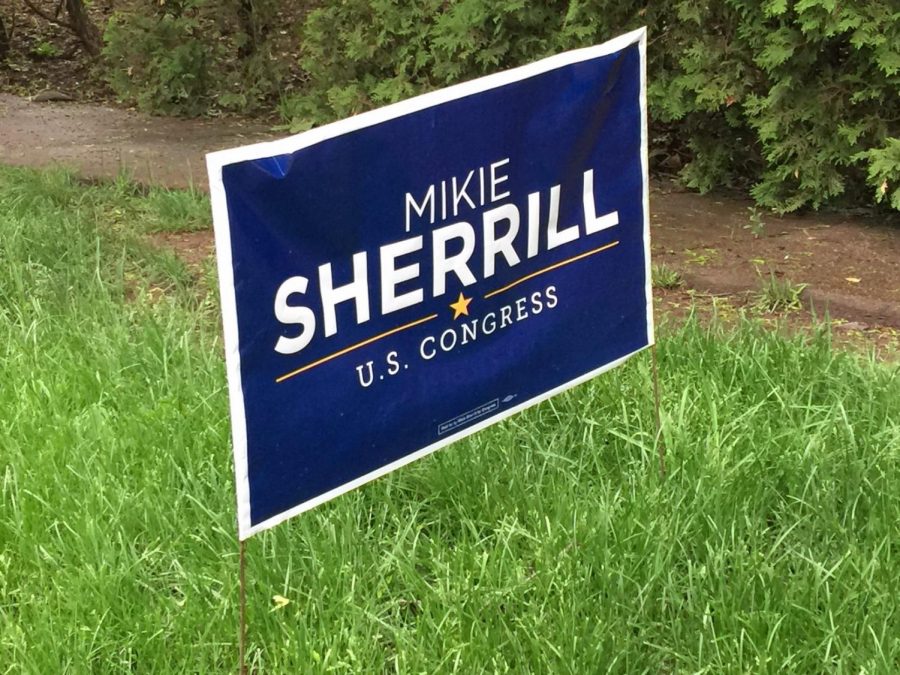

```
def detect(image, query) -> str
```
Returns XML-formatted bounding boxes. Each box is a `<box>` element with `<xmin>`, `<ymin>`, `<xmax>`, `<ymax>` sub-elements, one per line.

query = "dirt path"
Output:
<box><xmin>0</xmin><ymin>94</ymin><xmax>271</xmax><ymax>189</ymax></box>
<box><xmin>2</xmin><ymin>94</ymin><xmax>898</xmax><ymax>330</ymax></box>
<box><xmin>650</xmin><ymin>183</ymin><xmax>900</xmax><ymax>328</ymax></box>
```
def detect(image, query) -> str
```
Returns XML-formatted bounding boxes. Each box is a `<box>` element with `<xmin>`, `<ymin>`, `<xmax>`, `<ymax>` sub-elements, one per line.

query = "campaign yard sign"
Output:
<box><xmin>208</xmin><ymin>28</ymin><xmax>653</xmax><ymax>539</ymax></box>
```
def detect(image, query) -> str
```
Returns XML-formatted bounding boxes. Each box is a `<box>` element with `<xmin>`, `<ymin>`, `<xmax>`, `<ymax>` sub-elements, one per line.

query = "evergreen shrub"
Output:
<box><xmin>290</xmin><ymin>0</ymin><xmax>899</xmax><ymax>213</ymax></box>
<box><xmin>102</xmin><ymin>0</ymin><xmax>283</xmax><ymax>116</ymax></box>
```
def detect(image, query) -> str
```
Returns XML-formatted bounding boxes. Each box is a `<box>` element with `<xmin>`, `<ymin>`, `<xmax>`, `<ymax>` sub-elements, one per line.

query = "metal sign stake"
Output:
<box><xmin>239</xmin><ymin>539</ymin><xmax>247</xmax><ymax>675</ymax></box>
<box><xmin>650</xmin><ymin>343</ymin><xmax>666</xmax><ymax>480</ymax></box>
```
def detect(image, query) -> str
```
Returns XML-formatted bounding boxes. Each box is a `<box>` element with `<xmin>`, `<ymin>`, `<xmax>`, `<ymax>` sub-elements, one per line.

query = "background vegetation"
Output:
<box><xmin>1</xmin><ymin>166</ymin><xmax>899</xmax><ymax>671</ymax></box>
<box><xmin>3</xmin><ymin>1</ymin><xmax>897</xmax><ymax>213</ymax></box>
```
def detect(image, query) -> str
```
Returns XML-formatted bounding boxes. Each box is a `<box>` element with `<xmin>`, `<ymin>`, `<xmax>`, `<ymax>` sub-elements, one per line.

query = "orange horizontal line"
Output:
<box><xmin>484</xmin><ymin>240</ymin><xmax>620</xmax><ymax>299</ymax></box>
<box><xmin>276</xmin><ymin>313</ymin><xmax>438</xmax><ymax>383</ymax></box>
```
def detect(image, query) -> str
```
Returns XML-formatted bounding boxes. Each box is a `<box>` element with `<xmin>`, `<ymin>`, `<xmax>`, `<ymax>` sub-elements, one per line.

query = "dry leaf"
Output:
<box><xmin>845</xmin><ymin>277</ymin><xmax>861</xmax><ymax>284</ymax></box>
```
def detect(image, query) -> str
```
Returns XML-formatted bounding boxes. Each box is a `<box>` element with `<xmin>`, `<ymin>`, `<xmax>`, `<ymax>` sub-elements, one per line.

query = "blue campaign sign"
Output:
<box><xmin>208</xmin><ymin>28</ymin><xmax>653</xmax><ymax>539</ymax></box>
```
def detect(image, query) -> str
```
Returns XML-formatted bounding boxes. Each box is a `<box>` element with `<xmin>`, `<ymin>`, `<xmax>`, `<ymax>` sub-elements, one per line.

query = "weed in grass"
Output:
<box><xmin>754</xmin><ymin>272</ymin><xmax>808</xmax><ymax>313</ymax></box>
<box><xmin>652</xmin><ymin>263</ymin><xmax>683</xmax><ymax>289</ymax></box>
<box><xmin>32</xmin><ymin>41</ymin><xmax>61</xmax><ymax>58</ymax></box>
<box><xmin>684</xmin><ymin>247</ymin><xmax>718</xmax><ymax>265</ymax></box>
<box><xmin>744</xmin><ymin>205</ymin><xmax>766</xmax><ymax>238</ymax></box>
<box><xmin>1</xmin><ymin>166</ymin><xmax>899</xmax><ymax>672</ymax></box>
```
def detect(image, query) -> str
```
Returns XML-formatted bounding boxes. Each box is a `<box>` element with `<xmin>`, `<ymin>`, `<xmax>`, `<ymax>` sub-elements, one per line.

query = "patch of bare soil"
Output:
<box><xmin>650</xmin><ymin>181</ymin><xmax>900</xmax><ymax>328</ymax></box>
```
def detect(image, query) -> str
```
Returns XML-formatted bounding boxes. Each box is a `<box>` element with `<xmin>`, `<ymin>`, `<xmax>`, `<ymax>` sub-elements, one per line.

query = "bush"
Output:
<box><xmin>287</xmin><ymin>1</ymin><xmax>651</xmax><ymax>128</ymax></box>
<box><xmin>102</xmin><ymin>0</ymin><xmax>284</xmax><ymax>116</ymax></box>
<box><xmin>103</xmin><ymin>12</ymin><xmax>215</xmax><ymax>116</ymax></box>
<box><xmin>653</xmin><ymin>1</ymin><xmax>900</xmax><ymax>213</ymax></box>
<box><xmin>288</xmin><ymin>0</ymin><xmax>899</xmax><ymax>214</ymax></box>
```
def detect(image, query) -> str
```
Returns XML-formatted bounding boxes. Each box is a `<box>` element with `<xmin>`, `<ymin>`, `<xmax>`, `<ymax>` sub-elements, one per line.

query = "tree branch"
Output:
<box><xmin>22</xmin><ymin>0</ymin><xmax>102</xmax><ymax>57</ymax></box>
<box><xmin>0</xmin><ymin>13</ymin><xmax>9</xmax><ymax>60</ymax></box>
<box><xmin>22</xmin><ymin>0</ymin><xmax>76</xmax><ymax>31</ymax></box>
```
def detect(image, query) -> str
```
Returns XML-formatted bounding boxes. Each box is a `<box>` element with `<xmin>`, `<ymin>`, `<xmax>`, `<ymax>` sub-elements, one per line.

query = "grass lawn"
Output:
<box><xmin>1</xmin><ymin>167</ymin><xmax>898</xmax><ymax>673</ymax></box>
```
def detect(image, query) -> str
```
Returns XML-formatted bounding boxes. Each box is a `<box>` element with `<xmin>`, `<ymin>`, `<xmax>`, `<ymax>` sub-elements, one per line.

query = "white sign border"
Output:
<box><xmin>207</xmin><ymin>27</ymin><xmax>653</xmax><ymax>540</ymax></box>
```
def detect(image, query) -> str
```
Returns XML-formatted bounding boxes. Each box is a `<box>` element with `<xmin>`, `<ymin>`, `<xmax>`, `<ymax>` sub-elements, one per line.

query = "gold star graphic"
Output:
<box><xmin>449</xmin><ymin>292</ymin><xmax>472</xmax><ymax>320</ymax></box>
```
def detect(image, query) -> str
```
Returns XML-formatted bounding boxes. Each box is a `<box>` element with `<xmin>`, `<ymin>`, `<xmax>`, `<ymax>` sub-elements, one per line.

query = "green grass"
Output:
<box><xmin>1</xmin><ymin>166</ymin><xmax>899</xmax><ymax>673</ymax></box>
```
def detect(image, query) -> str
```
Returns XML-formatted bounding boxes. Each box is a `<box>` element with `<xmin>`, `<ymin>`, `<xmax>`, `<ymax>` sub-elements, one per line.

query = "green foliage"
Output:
<box><xmin>649</xmin><ymin>1</ymin><xmax>900</xmax><ymax>213</ymax></box>
<box><xmin>31</xmin><ymin>40</ymin><xmax>60</xmax><ymax>58</ymax></box>
<box><xmin>856</xmin><ymin>137</ymin><xmax>900</xmax><ymax>210</ymax></box>
<box><xmin>745</xmin><ymin>205</ymin><xmax>766</xmax><ymax>238</ymax></box>
<box><xmin>103</xmin><ymin>11</ymin><xmax>215</xmax><ymax>116</ymax></box>
<box><xmin>102</xmin><ymin>0</ymin><xmax>284</xmax><ymax>116</ymax></box>
<box><xmin>288</xmin><ymin>0</ymin><xmax>899</xmax><ymax>214</ymax></box>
